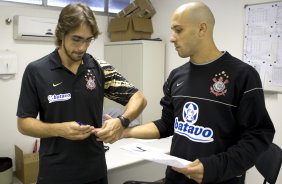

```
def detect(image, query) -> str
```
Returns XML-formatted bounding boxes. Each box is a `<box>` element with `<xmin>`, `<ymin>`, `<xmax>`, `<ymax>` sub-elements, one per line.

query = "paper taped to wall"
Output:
<box><xmin>120</xmin><ymin>143</ymin><xmax>191</xmax><ymax>168</ymax></box>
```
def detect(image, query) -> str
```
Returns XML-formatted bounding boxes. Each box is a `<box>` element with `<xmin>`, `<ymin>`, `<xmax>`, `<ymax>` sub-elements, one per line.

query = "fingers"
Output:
<box><xmin>76</xmin><ymin>124</ymin><xmax>96</xmax><ymax>138</ymax></box>
<box><xmin>94</xmin><ymin>118</ymin><xmax>124</xmax><ymax>144</ymax></box>
<box><xmin>172</xmin><ymin>159</ymin><xmax>204</xmax><ymax>183</ymax></box>
<box><xmin>75</xmin><ymin>124</ymin><xmax>94</xmax><ymax>132</ymax></box>
<box><xmin>94</xmin><ymin>127</ymin><xmax>119</xmax><ymax>144</ymax></box>
<box><xmin>61</xmin><ymin>122</ymin><xmax>95</xmax><ymax>140</ymax></box>
<box><xmin>189</xmin><ymin>159</ymin><xmax>201</xmax><ymax>166</ymax></box>
<box><xmin>103</xmin><ymin>114</ymin><xmax>112</xmax><ymax>121</ymax></box>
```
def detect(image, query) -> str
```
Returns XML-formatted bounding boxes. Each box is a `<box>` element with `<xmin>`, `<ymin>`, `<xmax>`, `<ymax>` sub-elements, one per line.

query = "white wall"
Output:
<box><xmin>150</xmin><ymin>0</ymin><xmax>282</xmax><ymax>183</ymax></box>
<box><xmin>0</xmin><ymin>1</ymin><xmax>109</xmax><ymax>166</ymax></box>
<box><xmin>0</xmin><ymin>0</ymin><xmax>281</xmax><ymax>184</ymax></box>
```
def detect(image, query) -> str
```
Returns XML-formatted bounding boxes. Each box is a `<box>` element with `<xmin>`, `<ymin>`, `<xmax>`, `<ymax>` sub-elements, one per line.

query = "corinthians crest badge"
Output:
<box><xmin>210</xmin><ymin>71</ymin><xmax>229</xmax><ymax>96</ymax></box>
<box><xmin>85</xmin><ymin>70</ymin><xmax>96</xmax><ymax>90</ymax></box>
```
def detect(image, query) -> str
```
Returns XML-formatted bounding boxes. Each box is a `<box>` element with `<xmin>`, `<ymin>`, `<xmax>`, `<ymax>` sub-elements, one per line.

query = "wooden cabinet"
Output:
<box><xmin>104</xmin><ymin>40</ymin><xmax>165</xmax><ymax>123</ymax></box>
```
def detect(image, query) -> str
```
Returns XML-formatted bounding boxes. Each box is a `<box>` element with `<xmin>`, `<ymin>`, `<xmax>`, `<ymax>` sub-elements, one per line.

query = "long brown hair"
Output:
<box><xmin>55</xmin><ymin>3</ymin><xmax>101</xmax><ymax>46</ymax></box>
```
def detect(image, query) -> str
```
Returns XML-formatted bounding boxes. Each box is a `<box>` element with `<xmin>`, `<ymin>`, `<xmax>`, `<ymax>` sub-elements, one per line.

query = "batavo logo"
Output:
<box><xmin>48</xmin><ymin>93</ymin><xmax>71</xmax><ymax>103</ymax></box>
<box><xmin>174</xmin><ymin>102</ymin><xmax>214</xmax><ymax>143</ymax></box>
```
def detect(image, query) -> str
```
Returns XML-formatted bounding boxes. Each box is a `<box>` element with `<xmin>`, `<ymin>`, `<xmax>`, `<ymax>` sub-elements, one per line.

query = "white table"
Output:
<box><xmin>106</xmin><ymin>137</ymin><xmax>172</xmax><ymax>184</ymax></box>
<box><xmin>13</xmin><ymin>137</ymin><xmax>172</xmax><ymax>184</ymax></box>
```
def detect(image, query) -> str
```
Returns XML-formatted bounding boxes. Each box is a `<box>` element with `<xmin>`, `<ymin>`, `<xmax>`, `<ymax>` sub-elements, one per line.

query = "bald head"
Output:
<box><xmin>174</xmin><ymin>2</ymin><xmax>215</xmax><ymax>31</ymax></box>
<box><xmin>170</xmin><ymin>2</ymin><xmax>220</xmax><ymax>62</ymax></box>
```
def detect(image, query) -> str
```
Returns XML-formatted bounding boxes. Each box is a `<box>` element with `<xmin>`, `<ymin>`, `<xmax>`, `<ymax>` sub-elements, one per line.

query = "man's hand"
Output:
<box><xmin>172</xmin><ymin>159</ymin><xmax>204</xmax><ymax>183</ymax></box>
<box><xmin>94</xmin><ymin>114</ymin><xmax>124</xmax><ymax>144</ymax></box>
<box><xmin>59</xmin><ymin>121</ymin><xmax>95</xmax><ymax>140</ymax></box>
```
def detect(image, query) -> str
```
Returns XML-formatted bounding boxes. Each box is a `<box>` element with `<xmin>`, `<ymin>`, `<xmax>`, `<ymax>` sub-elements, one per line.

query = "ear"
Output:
<box><xmin>198</xmin><ymin>22</ymin><xmax>207</xmax><ymax>37</ymax></box>
<box><xmin>60</xmin><ymin>33</ymin><xmax>65</xmax><ymax>46</ymax></box>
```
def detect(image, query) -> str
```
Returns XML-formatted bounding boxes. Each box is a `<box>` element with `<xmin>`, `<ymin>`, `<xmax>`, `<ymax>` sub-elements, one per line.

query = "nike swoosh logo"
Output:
<box><xmin>176</xmin><ymin>81</ymin><xmax>184</xmax><ymax>87</ymax></box>
<box><xmin>52</xmin><ymin>82</ymin><xmax>62</xmax><ymax>87</ymax></box>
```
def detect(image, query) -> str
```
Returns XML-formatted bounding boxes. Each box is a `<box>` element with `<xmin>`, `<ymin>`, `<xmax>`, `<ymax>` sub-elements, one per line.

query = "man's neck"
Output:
<box><xmin>191</xmin><ymin>48</ymin><xmax>222</xmax><ymax>65</ymax></box>
<box><xmin>58</xmin><ymin>48</ymin><xmax>82</xmax><ymax>74</ymax></box>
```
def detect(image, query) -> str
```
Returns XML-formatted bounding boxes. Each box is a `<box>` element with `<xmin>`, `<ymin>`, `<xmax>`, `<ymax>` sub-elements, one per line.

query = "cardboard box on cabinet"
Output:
<box><xmin>117</xmin><ymin>0</ymin><xmax>156</xmax><ymax>18</ymax></box>
<box><xmin>108</xmin><ymin>0</ymin><xmax>155</xmax><ymax>41</ymax></box>
<box><xmin>108</xmin><ymin>16</ymin><xmax>153</xmax><ymax>42</ymax></box>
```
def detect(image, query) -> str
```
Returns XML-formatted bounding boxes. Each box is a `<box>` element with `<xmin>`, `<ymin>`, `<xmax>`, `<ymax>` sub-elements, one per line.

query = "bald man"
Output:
<box><xmin>107</xmin><ymin>2</ymin><xmax>275</xmax><ymax>184</ymax></box>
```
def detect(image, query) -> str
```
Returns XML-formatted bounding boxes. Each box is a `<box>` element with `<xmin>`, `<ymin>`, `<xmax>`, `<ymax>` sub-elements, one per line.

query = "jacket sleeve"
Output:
<box><xmin>17</xmin><ymin>63</ymin><xmax>40</xmax><ymax>118</ymax></box>
<box><xmin>154</xmin><ymin>72</ymin><xmax>175</xmax><ymax>138</ymax></box>
<box><xmin>97</xmin><ymin>59</ymin><xmax>138</xmax><ymax>106</ymax></box>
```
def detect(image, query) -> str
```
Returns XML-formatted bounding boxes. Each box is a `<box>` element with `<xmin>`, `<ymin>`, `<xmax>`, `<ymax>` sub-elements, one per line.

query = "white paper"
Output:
<box><xmin>243</xmin><ymin>2</ymin><xmax>282</xmax><ymax>90</ymax></box>
<box><xmin>120</xmin><ymin>143</ymin><xmax>191</xmax><ymax>168</ymax></box>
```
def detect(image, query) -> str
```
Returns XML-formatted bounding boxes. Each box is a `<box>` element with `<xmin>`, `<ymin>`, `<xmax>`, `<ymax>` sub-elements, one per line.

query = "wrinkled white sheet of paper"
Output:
<box><xmin>120</xmin><ymin>143</ymin><xmax>191</xmax><ymax>168</ymax></box>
